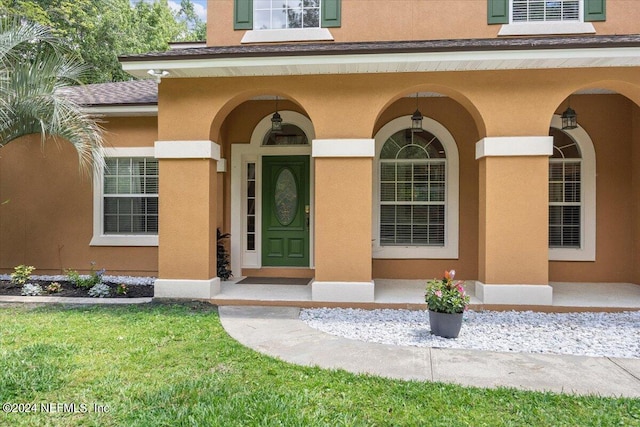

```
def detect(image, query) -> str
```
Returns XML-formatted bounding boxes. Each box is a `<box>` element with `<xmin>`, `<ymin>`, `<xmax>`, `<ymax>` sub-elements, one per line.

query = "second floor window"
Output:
<box><xmin>255</xmin><ymin>0</ymin><xmax>320</xmax><ymax>30</ymax></box>
<box><xmin>513</xmin><ymin>0</ymin><xmax>581</xmax><ymax>22</ymax></box>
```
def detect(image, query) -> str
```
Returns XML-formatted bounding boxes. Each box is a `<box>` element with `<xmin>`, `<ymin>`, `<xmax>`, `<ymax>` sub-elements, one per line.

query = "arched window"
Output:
<box><xmin>549</xmin><ymin>128</ymin><xmax>581</xmax><ymax>248</ymax></box>
<box><xmin>548</xmin><ymin>115</ymin><xmax>596</xmax><ymax>261</ymax></box>
<box><xmin>262</xmin><ymin>124</ymin><xmax>309</xmax><ymax>146</ymax></box>
<box><xmin>373</xmin><ymin>116</ymin><xmax>459</xmax><ymax>259</ymax></box>
<box><xmin>379</xmin><ymin>129</ymin><xmax>446</xmax><ymax>246</ymax></box>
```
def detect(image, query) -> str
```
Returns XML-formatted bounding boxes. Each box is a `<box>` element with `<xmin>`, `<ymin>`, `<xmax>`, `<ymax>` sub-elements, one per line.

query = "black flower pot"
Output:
<box><xmin>428</xmin><ymin>310</ymin><xmax>463</xmax><ymax>338</ymax></box>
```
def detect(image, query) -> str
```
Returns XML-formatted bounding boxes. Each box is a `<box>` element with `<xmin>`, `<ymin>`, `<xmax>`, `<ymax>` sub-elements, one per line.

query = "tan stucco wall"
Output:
<box><xmin>7</xmin><ymin>69</ymin><xmax>640</xmax><ymax>286</ymax></box>
<box><xmin>634</xmin><ymin>105</ymin><xmax>640</xmax><ymax>284</ymax></box>
<box><xmin>0</xmin><ymin>117</ymin><xmax>158</xmax><ymax>276</ymax></box>
<box><xmin>314</xmin><ymin>157</ymin><xmax>372</xmax><ymax>282</ymax></box>
<box><xmin>159</xmin><ymin>68</ymin><xmax>640</xmax><ymax>144</ymax></box>
<box><xmin>208</xmin><ymin>0</ymin><xmax>640</xmax><ymax>47</ymax></box>
<box><xmin>549</xmin><ymin>95</ymin><xmax>636</xmax><ymax>283</ymax></box>
<box><xmin>158</xmin><ymin>158</ymin><xmax>217</xmax><ymax>280</ymax></box>
<box><xmin>153</xmin><ymin>70</ymin><xmax>640</xmax><ymax>284</ymax></box>
<box><xmin>479</xmin><ymin>156</ymin><xmax>549</xmax><ymax>285</ymax></box>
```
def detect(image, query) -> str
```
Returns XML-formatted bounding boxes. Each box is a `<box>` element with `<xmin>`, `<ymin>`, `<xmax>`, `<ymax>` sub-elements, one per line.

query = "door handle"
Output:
<box><xmin>305</xmin><ymin>205</ymin><xmax>310</xmax><ymax>230</ymax></box>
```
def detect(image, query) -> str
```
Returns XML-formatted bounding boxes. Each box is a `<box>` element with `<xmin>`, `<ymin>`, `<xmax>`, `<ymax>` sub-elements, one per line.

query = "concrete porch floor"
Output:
<box><xmin>211</xmin><ymin>278</ymin><xmax>640</xmax><ymax>312</ymax></box>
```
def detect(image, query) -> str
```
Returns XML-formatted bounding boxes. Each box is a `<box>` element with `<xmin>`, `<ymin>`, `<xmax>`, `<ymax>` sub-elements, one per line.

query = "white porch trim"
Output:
<box><xmin>311</xmin><ymin>280</ymin><xmax>375</xmax><ymax>302</ymax></box>
<box><xmin>312</xmin><ymin>139</ymin><xmax>375</xmax><ymax>157</ymax></box>
<box><xmin>155</xmin><ymin>140</ymin><xmax>221</xmax><ymax>160</ymax></box>
<box><xmin>475</xmin><ymin>136</ymin><xmax>554</xmax><ymax>159</ymax></box>
<box><xmin>154</xmin><ymin>278</ymin><xmax>221</xmax><ymax>299</ymax></box>
<box><xmin>475</xmin><ymin>281</ymin><xmax>553</xmax><ymax>305</ymax></box>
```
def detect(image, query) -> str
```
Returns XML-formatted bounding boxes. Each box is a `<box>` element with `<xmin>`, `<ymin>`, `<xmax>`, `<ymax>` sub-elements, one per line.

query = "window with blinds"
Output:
<box><xmin>513</xmin><ymin>0</ymin><xmax>580</xmax><ymax>22</ymax></box>
<box><xmin>103</xmin><ymin>157</ymin><xmax>158</xmax><ymax>234</ymax></box>
<box><xmin>379</xmin><ymin>129</ymin><xmax>446</xmax><ymax>246</ymax></box>
<box><xmin>549</xmin><ymin>128</ymin><xmax>581</xmax><ymax>248</ymax></box>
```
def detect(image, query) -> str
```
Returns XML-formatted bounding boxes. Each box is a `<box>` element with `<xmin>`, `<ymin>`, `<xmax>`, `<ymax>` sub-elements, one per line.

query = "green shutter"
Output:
<box><xmin>321</xmin><ymin>0</ymin><xmax>341</xmax><ymax>28</ymax></box>
<box><xmin>234</xmin><ymin>0</ymin><xmax>253</xmax><ymax>30</ymax></box>
<box><xmin>584</xmin><ymin>0</ymin><xmax>606</xmax><ymax>22</ymax></box>
<box><xmin>487</xmin><ymin>0</ymin><xmax>509</xmax><ymax>24</ymax></box>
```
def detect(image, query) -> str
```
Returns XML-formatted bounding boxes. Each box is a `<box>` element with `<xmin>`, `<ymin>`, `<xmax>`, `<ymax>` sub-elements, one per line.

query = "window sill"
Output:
<box><xmin>90</xmin><ymin>235</ymin><xmax>159</xmax><ymax>247</ymax></box>
<box><xmin>373</xmin><ymin>245</ymin><xmax>458</xmax><ymax>260</ymax></box>
<box><xmin>241</xmin><ymin>28</ymin><xmax>334</xmax><ymax>44</ymax></box>
<box><xmin>498</xmin><ymin>22</ymin><xmax>595</xmax><ymax>36</ymax></box>
<box><xmin>549</xmin><ymin>247</ymin><xmax>595</xmax><ymax>262</ymax></box>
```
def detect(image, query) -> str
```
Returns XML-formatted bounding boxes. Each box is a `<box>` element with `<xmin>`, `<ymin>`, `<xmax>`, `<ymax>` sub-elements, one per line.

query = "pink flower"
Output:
<box><xmin>435</xmin><ymin>290</ymin><xmax>442</xmax><ymax>298</ymax></box>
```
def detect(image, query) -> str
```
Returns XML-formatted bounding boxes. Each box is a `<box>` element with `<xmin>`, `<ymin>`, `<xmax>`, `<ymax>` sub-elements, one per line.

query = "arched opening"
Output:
<box><xmin>371</xmin><ymin>91</ymin><xmax>481</xmax><ymax>280</ymax></box>
<box><xmin>229</xmin><ymin>106</ymin><xmax>315</xmax><ymax>277</ymax></box>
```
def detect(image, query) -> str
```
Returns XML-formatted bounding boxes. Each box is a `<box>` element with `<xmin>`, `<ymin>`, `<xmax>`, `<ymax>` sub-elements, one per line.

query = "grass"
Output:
<box><xmin>0</xmin><ymin>303</ymin><xmax>637</xmax><ymax>426</ymax></box>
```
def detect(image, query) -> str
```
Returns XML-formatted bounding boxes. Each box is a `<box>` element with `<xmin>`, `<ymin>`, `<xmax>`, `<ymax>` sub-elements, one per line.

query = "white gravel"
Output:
<box><xmin>0</xmin><ymin>274</ymin><xmax>155</xmax><ymax>286</ymax></box>
<box><xmin>300</xmin><ymin>308</ymin><xmax>640</xmax><ymax>359</ymax></box>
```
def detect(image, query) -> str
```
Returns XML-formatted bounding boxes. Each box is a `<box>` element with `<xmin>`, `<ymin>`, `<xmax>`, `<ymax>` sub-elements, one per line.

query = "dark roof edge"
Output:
<box><xmin>119</xmin><ymin>34</ymin><xmax>640</xmax><ymax>62</ymax></box>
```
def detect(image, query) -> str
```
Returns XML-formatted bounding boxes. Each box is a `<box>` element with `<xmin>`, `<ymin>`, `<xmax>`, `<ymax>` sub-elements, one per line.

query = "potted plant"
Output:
<box><xmin>425</xmin><ymin>270</ymin><xmax>470</xmax><ymax>338</ymax></box>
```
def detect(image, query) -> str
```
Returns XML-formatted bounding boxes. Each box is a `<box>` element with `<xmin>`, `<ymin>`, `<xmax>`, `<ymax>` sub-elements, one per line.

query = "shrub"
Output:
<box><xmin>88</xmin><ymin>283</ymin><xmax>111</xmax><ymax>298</ymax></box>
<box><xmin>115</xmin><ymin>283</ymin><xmax>128</xmax><ymax>296</ymax></box>
<box><xmin>21</xmin><ymin>283</ymin><xmax>42</xmax><ymax>296</ymax></box>
<box><xmin>46</xmin><ymin>282</ymin><xmax>63</xmax><ymax>294</ymax></box>
<box><xmin>11</xmin><ymin>265</ymin><xmax>35</xmax><ymax>285</ymax></box>
<box><xmin>66</xmin><ymin>262</ymin><xmax>105</xmax><ymax>289</ymax></box>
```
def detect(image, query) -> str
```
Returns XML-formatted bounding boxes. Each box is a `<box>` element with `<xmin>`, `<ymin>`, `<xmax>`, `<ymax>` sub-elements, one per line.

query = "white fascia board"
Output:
<box><xmin>121</xmin><ymin>46</ymin><xmax>640</xmax><ymax>79</ymax></box>
<box><xmin>82</xmin><ymin>105</ymin><xmax>157</xmax><ymax>117</ymax></box>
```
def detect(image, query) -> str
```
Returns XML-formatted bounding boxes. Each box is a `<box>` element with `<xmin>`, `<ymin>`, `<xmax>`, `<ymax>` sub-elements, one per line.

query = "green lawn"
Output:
<box><xmin>0</xmin><ymin>303</ymin><xmax>637</xmax><ymax>426</ymax></box>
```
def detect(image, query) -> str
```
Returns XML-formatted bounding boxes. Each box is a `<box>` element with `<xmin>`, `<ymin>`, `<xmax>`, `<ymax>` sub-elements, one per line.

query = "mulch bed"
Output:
<box><xmin>0</xmin><ymin>280</ymin><xmax>154</xmax><ymax>298</ymax></box>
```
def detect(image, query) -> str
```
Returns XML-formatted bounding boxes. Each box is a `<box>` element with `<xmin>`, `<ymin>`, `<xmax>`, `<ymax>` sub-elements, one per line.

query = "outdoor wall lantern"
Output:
<box><xmin>147</xmin><ymin>69</ymin><xmax>169</xmax><ymax>84</ymax></box>
<box><xmin>271</xmin><ymin>96</ymin><xmax>283</xmax><ymax>133</ymax></box>
<box><xmin>411</xmin><ymin>93</ymin><xmax>423</xmax><ymax>132</ymax></box>
<box><xmin>561</xmin><ymin>99</ymin><xmax>578</xmax><ymax>130</ymax></box>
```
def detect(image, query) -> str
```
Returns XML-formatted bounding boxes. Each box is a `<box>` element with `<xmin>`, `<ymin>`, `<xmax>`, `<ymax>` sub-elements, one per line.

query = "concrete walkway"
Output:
<box><xmin>219</xmin><ymin>305</ymin><xmax>640</xmax><ymax>398</ymax></box>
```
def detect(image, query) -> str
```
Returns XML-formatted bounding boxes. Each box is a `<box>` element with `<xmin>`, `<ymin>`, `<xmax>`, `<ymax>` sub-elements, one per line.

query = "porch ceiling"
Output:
<box><xmin>120</xmin><ymin>35</ymin><xmax>640</xmax><ymax>79</ymax></box>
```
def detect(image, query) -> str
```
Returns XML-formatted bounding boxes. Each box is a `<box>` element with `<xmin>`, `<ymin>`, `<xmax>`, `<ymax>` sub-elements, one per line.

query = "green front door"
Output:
<box><xmin>262</xmin><ymin>156</ymin><xmax>310</xmax><ymax>267</ymax></box>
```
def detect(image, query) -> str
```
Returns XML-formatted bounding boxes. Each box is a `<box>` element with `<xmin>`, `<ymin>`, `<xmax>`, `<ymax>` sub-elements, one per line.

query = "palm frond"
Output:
<box><xmin>0</xmin><ymin>18</ymin><xmax>104</xmax><ymax>175</ymax></box>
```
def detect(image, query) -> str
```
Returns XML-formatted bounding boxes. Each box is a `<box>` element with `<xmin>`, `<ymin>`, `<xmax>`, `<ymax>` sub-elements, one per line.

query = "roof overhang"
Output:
<box><xmin>120</xmin><ymin>36</ymin><xmax>640</xmax><ymax>79</ymax></box>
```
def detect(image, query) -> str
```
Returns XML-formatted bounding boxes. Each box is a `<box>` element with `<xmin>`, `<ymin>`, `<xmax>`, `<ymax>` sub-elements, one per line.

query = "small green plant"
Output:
<box><xmin>65</xmin><ymin>262</ymin><xmax>105</xmax><ymax>290</ymax></box>
<box><xmin>46</xmin><ymin>282</ymin><xmax>63</xmax><ymax>294</ymax></box>
<box><xmin>21</xmin><ymin>283</ymin><xmax>42</xmax><ymax>296</ymax></box>
<box><xmin>115</xmin><ymin>283</ymin><xmax>128</xmax><ymax>296</ymax></box>
<box><xmin>11</xmin><ymin>265</ymin><xmax>35</xmax><ymax>285</ymax></box>
<box><xmin>217</xmin><ymin>229</ymin><xmax>233</xmax><ymax>280</ymax></box>
<box><xmin>88</xmin><ymin>283</ymin><xmax>111</xmax><ymax>298</ymax></box>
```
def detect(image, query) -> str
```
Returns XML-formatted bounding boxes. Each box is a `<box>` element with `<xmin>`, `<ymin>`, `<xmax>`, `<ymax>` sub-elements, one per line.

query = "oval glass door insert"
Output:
<box><xmin>274</xmin><ymin>168</ymin><xmax>298</xmax><ymax>226</ymax></box>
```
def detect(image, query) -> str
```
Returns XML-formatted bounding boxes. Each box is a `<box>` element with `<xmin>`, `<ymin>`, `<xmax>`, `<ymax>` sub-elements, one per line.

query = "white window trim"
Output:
<box><xmin>241</xmin><ymin>28</ymin><xmax>334</xmax><ymax>44</ymax></box>
<box><xmin>498</xmin><ymin>0</ymin><xmax>595</xmax><ymax>36</ymax></box>
<box><xmin>549</xmin><ymin>114</ymin><xmax>596</xmax><ymax>261</ymax></box>
<box><xmin>230</xmin><ymin>111</ymin><xmax>315</xmax><ymax>275</ymax></box>
<box><xmin>373</xmin><ymin>116</ymin><xmax>459</xmax><ymax>259</ymax></box>
<box><xmin>498</xmin><ymin>21</ymin><xmax>595</xmax><ymax>36</ymax></box>
<box><xmin>90</xmin><ymin>147</ymin><xmax>158</xmax><ymax>247</ymax></box>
